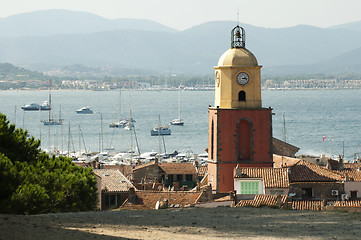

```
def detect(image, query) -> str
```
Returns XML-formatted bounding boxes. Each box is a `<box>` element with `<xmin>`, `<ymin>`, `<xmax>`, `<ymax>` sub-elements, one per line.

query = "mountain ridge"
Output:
<box><xmin>1</xmin><ymin>10</ymin><xmax>361</xmax><ymax>75</ymax></box>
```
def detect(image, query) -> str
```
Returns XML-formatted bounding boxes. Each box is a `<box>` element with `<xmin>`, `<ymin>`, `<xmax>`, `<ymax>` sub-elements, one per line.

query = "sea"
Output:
<box><xmin>1</xmin><ymin>89</ymin><xmax>361</xmax><ymax>161</ymax></box>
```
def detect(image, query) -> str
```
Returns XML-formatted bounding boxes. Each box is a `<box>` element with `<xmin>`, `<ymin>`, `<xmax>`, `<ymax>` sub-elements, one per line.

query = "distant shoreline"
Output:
<box><xmin>2</xmin><ymin>87</ymin><xmax>361</xmax><ymax>91</ymax></box>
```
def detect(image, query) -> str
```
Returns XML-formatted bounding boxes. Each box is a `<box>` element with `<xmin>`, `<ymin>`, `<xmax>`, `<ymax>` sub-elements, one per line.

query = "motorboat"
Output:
<box><xmin>150</xmin><ymin>126</ymin><xmax>171</xmax><ymax>136</ymax></box>
<box><xmin>109</xmin><ymin>118</ymin><xmax>136</xmax><ymax>128</ymax></box>
<box><xmin>76</xmin><ymin>106</ymin><xmax>93</xmax><ymax>114</ymax></box>
<box><xmin>21</xmin><ymin>101</ymin><xmax>50</xmax><ymax>111</ymax></box>
<box><xmin>109</xmin><ymin>119</ymin><xmax>127</xmax><ymax>128</ymax></box>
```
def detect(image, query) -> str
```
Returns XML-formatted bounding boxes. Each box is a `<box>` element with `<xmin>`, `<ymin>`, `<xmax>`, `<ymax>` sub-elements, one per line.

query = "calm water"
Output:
<box><xmin>0</xmin><ymin>89</ymin><xmax>360</xmax><ymax>160</ymax></box>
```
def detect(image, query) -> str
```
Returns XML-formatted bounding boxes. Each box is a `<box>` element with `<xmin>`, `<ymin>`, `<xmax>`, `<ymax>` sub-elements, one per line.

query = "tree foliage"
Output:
<box><xmin>0</xmin><ymin>113</ymin><xmax>97</xmax><ymax>214</ymax></box>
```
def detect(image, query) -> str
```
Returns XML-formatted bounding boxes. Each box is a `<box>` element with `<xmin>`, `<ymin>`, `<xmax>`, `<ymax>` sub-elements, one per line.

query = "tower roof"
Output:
<box><xmin>217</xmin><ymin>25</ymin><xmax>258</xmax><ymax>67</ymax></box>
<box><xmin>217</xmin><ymin>48</ymin><xmax>258</xmax><ymax>67</ymax></box>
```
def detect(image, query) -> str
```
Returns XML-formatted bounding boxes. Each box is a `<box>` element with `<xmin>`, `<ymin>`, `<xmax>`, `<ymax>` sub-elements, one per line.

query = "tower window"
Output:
<box><xmin>237</xmin><ymin>120</ymin><xmax>251</xmax><ymax>161</ymax></box>
<box><xmin>238</xmin><ymin>91</ymin><xmax>246</xmax><ymax>101</ymax></box>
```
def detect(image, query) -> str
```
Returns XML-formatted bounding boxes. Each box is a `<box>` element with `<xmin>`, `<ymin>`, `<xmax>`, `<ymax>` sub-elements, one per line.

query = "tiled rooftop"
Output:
<box><xmin>133</xmin><ymin>162</ymin><xmax>197</xmax><ymax>175</ymax></box>
<box><xmin>93</xmin><ymin>169</ymin><xmax>135</xmax><ymax>192</ymax></box>
<box><xmin>121</xmin><ymin>191</ymin><xmax>202</xmax><ymax>209</ymax></box>
<box><xmin>337</xmin><ymin>169</ymin><xmax>361</xmax><ymax>181</ymax></box>
<box><xmin>133</xmin><ymin>161</ymin><xmax>156</xmax><ymax>170</ymax></box>
<box><xmin>236</xmin><ymin>194</ymin><xmax>288</xmax><ymax>207</ymax></box>
<box><xmin>334</xmin><ymin>200</ymin><xmax>361</xmax><ymax>207</ymax></box>
<box><xmin>291</xmin><ymin>200</ymin><xmax>324</xmax><ymax>211</ymax></box>
<box><xmin>159</xmin><ymin>163</ymin><xmax>197</xmax><ymax>175</ymax></box>
<box><xmin>343</xmin><ymin>162</ymin><xmax>361</xmax><ymax>169</ymax></box>
<box><xmin>290</xmin><ymin>160</ymin><xmax>344</xmax><ymax>182</ymax></box>
<box><xmin>235</xmin><ymin>167</ymin><xmax>289</xmax><ymax>188</ymax></box>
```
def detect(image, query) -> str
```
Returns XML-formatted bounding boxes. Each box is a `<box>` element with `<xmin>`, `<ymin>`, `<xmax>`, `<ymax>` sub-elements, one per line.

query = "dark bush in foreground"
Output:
<box><xmin>0</xmin><ymin>113</ymin><xmax>97</xmax><ymax>214</ymax></box>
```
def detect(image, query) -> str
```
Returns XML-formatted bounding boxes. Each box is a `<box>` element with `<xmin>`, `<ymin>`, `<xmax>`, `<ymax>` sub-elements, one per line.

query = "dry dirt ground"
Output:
<box><xmin>1</xmin><ymin>206</ymin><xmax>361</xmax><ymax>240</ymax></box>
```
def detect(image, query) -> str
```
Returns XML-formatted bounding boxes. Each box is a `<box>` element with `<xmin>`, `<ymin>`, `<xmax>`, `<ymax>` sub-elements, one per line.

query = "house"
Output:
<box><xmin>234</xmin><ymin>166</ymin><xmax>290</xmax><ymax>200</ymax></box>
<box><xmin>132</xmin><ymin>162</ymin><xmax>198</xmax><ymax>189</ymax></box>
<box><xmin>234</xmin><ymin>160</ymin><xmax>351</xmax><ymax>201</ymax></box>
<box><xmin>93</xmin><ymin>169</ymin><xmax>136</xmax><ymax>210</ymax></box>
<box><xmin>335</xmin><ymin>163</ymin><xmax>361</xmax><ymax>199</ymax></box>
<box><xmin>288</xmin><ymin>160</ymin><xmax>344</xmax><ymax>200</ymax></box>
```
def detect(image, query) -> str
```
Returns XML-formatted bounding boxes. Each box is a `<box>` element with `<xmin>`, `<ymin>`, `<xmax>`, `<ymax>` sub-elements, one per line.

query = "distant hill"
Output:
<box><xmin>0</xmin><ymin>9</ymin><xmax>176</xmax><ymax>37</ymax></box>
<box><xmin>0</xmin><ymin>63</ymin><xmax>45</xmax><ymax>80</ymax></box>
<box><xmin>1</xmin><ymin>10</ymin><xmax>361</xmax><ymax>75</ymax></box>
<box><xmin>329</xmin><ymin>20</ymin><xmax>361</xmax><ymax>32</ymax></box>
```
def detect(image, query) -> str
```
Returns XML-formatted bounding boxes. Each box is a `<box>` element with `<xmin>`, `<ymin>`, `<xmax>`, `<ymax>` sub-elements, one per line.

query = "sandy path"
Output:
<box><xmin>1</xmin><ymin>206</ymin><xmax>360</xmax><ymax>240</ymax></box>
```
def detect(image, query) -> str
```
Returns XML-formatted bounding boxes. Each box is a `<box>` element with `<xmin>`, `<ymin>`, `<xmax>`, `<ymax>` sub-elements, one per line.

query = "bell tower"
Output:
<box><xmin>208</xmin><ymin>25</ymin><xmax>273</xmax><ymax>193</ymax></box>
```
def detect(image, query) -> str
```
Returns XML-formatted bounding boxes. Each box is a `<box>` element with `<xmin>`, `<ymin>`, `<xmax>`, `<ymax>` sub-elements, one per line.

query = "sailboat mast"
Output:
<box><xmin>158</xmin><ymin>115</ymin><xmax>161</xmax><ymax>160</ymax></box>
<box><xmin>100</xmin><ymin>113</ymin><xmax>104</xmax><ymax>152</ymax></box>
<box><xmin>48</xmin><ymin>80</ymin><xmax>52</xmax><ymax>121</ymax></box>
<box><xmin>282</xmin><ymin>113</ymin><xmax>287</xmax><ymax>142</ymax></box>
<box><xmin>178</xmin><ymin>86</ymin><xmax>181</xmax><ymax>119</ymax></box>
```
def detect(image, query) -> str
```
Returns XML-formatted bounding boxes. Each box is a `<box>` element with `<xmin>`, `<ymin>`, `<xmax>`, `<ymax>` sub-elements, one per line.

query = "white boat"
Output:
<box><xmin>171</xmin><ymin>86</ymin><xmax>184</xmax><ymax>126</ymax></box>
<box><xmin>109</xmin><ymin>120</ymin><xmax>126</xmax><ymax>128</ymax></box>
<box><xmin>76</xmin><ymin>106</ymin><xmax>93</xmax><ymax>114</ymax></box>
<box><xmin>150</xmin><ymin>126</ymin><xmax>171</xmax><ymax>136</ymax></box>
<box><xmin>21</xmin><ymin>101</ymin><xmax>50</xmax><ymax>111</ymax></box>
<box><xmin>124</xmin><ymin>122</ymin><xmax>134</xmax><ymax>130</ymax></box>
<box><xmin>109</xmin><ymin>119</ymin><xmax>132</xmax><ymax>128</ymax></box>
<box><xmin>171</xmin><ymin>118</ymin><xmax>184</xmax><ymax>125</ymax></box>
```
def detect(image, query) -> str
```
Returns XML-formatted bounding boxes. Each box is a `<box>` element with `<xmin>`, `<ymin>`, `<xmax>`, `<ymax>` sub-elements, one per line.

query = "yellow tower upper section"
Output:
<box><xmin>214</xmin><ymin>26</ymin><xmax>262</xmax><ymax>109</ymax></box>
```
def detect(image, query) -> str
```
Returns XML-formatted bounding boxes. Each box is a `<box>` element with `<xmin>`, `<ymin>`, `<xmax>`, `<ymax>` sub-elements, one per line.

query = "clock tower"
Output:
<box><xmin>208</xmin><ymin>25</ymin><xmax>273</xmax><ymax>193</ymax></box>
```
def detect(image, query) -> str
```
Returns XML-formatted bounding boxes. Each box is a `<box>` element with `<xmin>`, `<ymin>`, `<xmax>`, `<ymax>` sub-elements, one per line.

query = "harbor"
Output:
<box><xmin>2</xmin><ymin>89</ymin><xmax>361</xmax><ymax>162</ymax></box>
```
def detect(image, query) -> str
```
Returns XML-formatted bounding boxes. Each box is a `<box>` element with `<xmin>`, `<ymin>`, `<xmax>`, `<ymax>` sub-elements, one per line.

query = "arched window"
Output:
<box><xmin>238</xmin><ymin>91</ymin><xmax>246</xmax><ymax>101</ymax></box>
<box><xmin>237</xmin><ymin>120</ymin><xmax>251</xmax><ymax>161</ymax></box>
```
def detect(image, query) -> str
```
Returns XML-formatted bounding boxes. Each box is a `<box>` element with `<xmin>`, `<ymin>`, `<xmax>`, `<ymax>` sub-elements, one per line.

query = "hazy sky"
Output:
<box><xmin>1</xmin><ymin>0</ymin><xmax>361</xmax><ymax>30</ymax></box>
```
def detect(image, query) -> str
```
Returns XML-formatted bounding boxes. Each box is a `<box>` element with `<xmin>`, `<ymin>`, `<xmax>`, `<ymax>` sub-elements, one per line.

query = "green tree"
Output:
<box><xmin>0</xmin><ymin>113</ymin><xmax>97</xmax><ymax>214</ymax></box>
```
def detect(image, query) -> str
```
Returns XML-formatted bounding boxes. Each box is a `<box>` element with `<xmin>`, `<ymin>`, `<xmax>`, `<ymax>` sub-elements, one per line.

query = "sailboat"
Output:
<box><xmin>170</xmin><ymin>86</ymin><xmax>184</xmax><ymax>126</ymax></box>
<box><xmin>42</xmin><ymin>80</ymin><xmax>63</xmax><ymax>125</ymax></box>
<box><xmin>109</xmin><ymin>88</ymin><xmax>136</xmax><ymax>128</ymax></box>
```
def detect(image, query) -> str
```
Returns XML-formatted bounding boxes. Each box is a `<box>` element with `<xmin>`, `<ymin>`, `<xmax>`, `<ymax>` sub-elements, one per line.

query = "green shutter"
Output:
<box><xmin>241</xmin><ymin>181</ymin><xmax>259</xmax><ymax>194</ymax></box>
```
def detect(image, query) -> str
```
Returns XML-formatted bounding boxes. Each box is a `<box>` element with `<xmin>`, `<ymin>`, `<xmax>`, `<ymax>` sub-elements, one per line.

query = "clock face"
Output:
<box><xmin>215</xmin><ymin>72</ymin><xmax>220</xmax><ymax>86</ymax></box>
<box><xmin>237</xmin><ymin>72</ymin><xmax>249</xmax><ymax>85</ymax></box>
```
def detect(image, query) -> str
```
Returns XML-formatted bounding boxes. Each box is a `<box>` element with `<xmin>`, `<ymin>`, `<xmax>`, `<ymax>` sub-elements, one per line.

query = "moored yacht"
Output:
<box><xmin>150</xmin><ymin>126</ymin><xmax>171</xmax><ymax>136</ymax></box>
<box><xmin>21</xmin><ymin>101</ymin><xmax>50</xmax><ymax>111</ymax></box>
<box><xmin>76</xmin><ymin>106</ymin><xmax>93</xmax><ymax>114</ymax></box>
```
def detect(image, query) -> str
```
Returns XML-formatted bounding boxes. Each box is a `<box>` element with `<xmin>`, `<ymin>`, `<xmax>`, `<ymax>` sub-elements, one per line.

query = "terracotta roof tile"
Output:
<box><xmin>343</xmin><ymin>162</ymin><xmax>361</xmax><ymax>170</ymax></box>
<box><xmin>122</xmin><ymin>191</ymin><xmax>202</xmax><ymax>209</ymax></box>
<box><xmin>292</xmin><ymin>200</ymin><xmax>324</xmax><ymax>211</ymax></box>
<box><xmin>237</xmin><ymin>194</ymin><xmax>288</xmax><ymax>207</ymax></box>
<box><xmin>159</xmin><ymin>163</ymin><xmax>197</xmax><ymax>175</ymax></box>
<box><xmin>334</xmin><ymin>200</ymin><xmax>361</xmax><ymax>207</ymax></box>
<box><xmin>290</xmin><ymin>160</ymin><xmax>343</xmax><ymax>182</ymax></box>
<box><xmin>235</xmin><ymin>167</ymin><xmax>289</xmax><ymax>188</ymax></box>
<box><xmin>133</xmin><ymin>161</ymin><xmax>157</xmax><ymax>170</ymax></box>
<box><xmin>93</xmin><ymin>169</ymin><xmax>135</xmax><ymax>192</ymax></box>
<box><xmin>336</xmin><ymin>169</ymin><xmax>361</xmax><ymax>181</ymax></box>
<box><xmin>292</xmin><ymin>200</ymin><xmax>361</xmax><ymax>210</ymax></box>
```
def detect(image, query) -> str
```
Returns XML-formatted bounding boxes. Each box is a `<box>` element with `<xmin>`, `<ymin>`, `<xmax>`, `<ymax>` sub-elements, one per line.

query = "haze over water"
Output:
<box><xmin>1</xmin><ymin>89</ymin><xmax>360</xmax><ymax>160</ymax></box>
